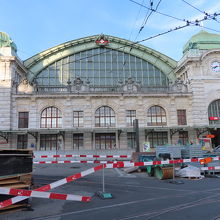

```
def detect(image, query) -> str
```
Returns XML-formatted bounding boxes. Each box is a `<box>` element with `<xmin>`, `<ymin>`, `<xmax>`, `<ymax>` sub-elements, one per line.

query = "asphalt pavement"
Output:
<box><xmin>2</xmin><ymin>164</ymin><xmax>220</xmax><ymax>220</ymax></box>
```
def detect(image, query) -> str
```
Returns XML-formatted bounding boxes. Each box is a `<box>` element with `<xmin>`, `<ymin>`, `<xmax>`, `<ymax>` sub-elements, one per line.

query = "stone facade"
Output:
<box><xmin>1</xmin><ymin>31</ymin><xmax>220</xmax><ymax>151</ymax></box>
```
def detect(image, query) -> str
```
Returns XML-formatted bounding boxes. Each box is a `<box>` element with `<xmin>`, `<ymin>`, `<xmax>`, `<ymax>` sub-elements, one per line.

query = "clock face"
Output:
<box><xmin>211</xmin><ymin>61</ymin><xmax>220</xmax><ymax>72</ymax></box>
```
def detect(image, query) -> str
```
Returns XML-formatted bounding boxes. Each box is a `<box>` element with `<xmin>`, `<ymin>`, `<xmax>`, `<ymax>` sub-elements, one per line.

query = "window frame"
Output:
<box><xmin>40</xmin><ymin>134</ymin><xmax>58</xmax><ymax>150</ymax></box>
<box><xmin>17</xmin><ymin>134</ymin><xmax>28</xmax><ymax>149</ymax></box>
<box><xmin>179</xmin><ymin>131</ymin><xmax>188</xmax><ymax>145</ymax></box>
<box><xmin>208</xmin><ymin>99</ymin><xmax>220</xmax><ymax>125</ymax></box>
<box><xmin>126</xmin><ymin>110</ymin><xmax>136</xmax><ymax>126</ymax></box>
<box><xmin>40</xmin><ymin>106</ymin><xmax>62</xmax><ymax>128</ymax></box>
<box><xmin>18</xmin><ymin>112</ymin><xmax>29</xmax><ymax>128</ymax></box>
<box><xmin>95</xmin><ymin>133</ymin><xmax>116</xmax><ymax>149</ymax></box>
<box><xmin>127</xmin><ymin>132</ymin><xmax>136</xmax><ymax>149</ymax></box>
<box><xmin>147</xmin><ymin>131</ymin><xmax>168</xmax><ymax>148</ymax></box>
<box><xmin>73</xmin><ymin>133</ymin><xmax>84</xmax><ymax>149</ymax></box>
<box><xmin>73</xmin><ymin>111</ymin><xmax>84</xmax><ymax>127</ymax></box>
<box><xmin>177</xmin><ymin>109</ymin><xmax>187</xmax><ymax>125</ymax></box>
<box><xmin>147</xmin><ymin>105</ymin><xmax>167</xmax><ymax>126</ymax></box>
<box><xmin>95</xmin><ymin>106</ymin><xmax>115</xmax><ymax>127</ymax></box>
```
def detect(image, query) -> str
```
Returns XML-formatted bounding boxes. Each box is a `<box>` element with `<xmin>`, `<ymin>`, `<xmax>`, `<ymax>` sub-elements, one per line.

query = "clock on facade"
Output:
<box><xmin>211</xmin><ymin>61</ymin><xmax>220</xmax><ymax>72</ymax></box>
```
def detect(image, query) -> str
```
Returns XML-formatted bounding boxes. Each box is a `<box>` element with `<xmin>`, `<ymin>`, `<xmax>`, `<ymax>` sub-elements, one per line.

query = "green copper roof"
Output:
<box><xmin>183</xmin><ymin>30</ymin><xmax>220</xmax><ymax>54</ymax></box>
<box><xmin>0</xmin><ymin>31</ymin><xmax>17</xmax><ymax>52</ymax></box>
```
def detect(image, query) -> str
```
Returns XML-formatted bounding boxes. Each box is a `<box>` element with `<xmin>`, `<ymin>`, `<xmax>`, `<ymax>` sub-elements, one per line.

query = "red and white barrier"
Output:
<box><xmin>33</xmin><ymin>160</ymin><xmax>116</xmax><ymax>164</ymax></box>
<box><xmin>0</xmin><ymin>164</ymin><xmax>105</xmax><ymax>209</ymax></box>
<box><xmin>201</xmin><ymin>166</ymin><xmax>220</xmax><ymax>171</ymax></box>
<box><xmin>33</xmin><ymin>156</ymin><xmax>220</xmax><ymax>167</ymax></box>
<box><xmin>0</xmin><ymin>187</ymin><xmax>91</xmax><ymax>202</ymax></box>
<box><xmin>34</xmin><ymin>154</ymin><xmax>130</xmax><ymax>159</ymax></box>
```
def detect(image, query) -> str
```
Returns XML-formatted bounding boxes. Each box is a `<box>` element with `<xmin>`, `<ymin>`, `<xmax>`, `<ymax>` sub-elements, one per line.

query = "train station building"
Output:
<box><xmin>0</xmin><ymin>31</ymin><xmax>220</xmax><ymax>151</ymax></box>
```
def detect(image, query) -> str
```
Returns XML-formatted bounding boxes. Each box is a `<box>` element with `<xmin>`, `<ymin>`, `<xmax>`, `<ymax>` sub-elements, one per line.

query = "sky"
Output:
<box><xmin>1</xmin><ymin>0</ymin><xmax>220</xmax><ymax>61</ymax></box>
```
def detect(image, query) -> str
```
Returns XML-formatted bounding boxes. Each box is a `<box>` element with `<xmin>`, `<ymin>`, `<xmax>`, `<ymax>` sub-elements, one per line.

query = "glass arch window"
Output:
<box><xmin>41</xmin><ymin>106</ymin><xmax>62</xmax><ymax>128</ymax></box>
<box><xmin>35</xmin><ymin>48</ymin><xmax>169</xmax><ymax>87</ymax></box>
<box><xmin>147</xmin><ymin>105</ymin><xmax>167</xmax><ymax>126</ymax></box>
<box><xmin>95</xmin><ymin>106</ymin><xmax>115</xmax><ymax>127</ymax></box>
<box><xmin>208</xmin><ymin>99</ymin><xmax>220</xmax><ymax>125</ymax></box>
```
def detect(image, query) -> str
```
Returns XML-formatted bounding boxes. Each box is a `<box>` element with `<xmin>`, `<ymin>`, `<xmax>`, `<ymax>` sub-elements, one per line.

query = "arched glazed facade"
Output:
<box><xmin>35</xmin><ymin>48</ymin><xmax>169</xmax><ymax>87</ymax></box>
<box><xmin>24</xmin><ymin>35</ymin><xmax>177</xmax><ymax>85</ymax></box>
<box><xmin>3</xmin><ymin>31</ymin><xmax>220</xmax><ymax>151</ymax></box>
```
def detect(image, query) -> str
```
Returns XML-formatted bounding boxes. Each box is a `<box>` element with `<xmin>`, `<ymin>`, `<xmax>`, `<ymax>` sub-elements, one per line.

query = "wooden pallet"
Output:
<box><xmin>0</xmin><ymin>173</ymin><xmax>32</xmax><ymax>187</ymax></box>
<box><xmin>187</xmin><ymin>176</ymin><xmax>201</xmax><ymax>180</ymax></box>
<box><xmin>0</xmin><ymin>173</ymin><xmax>32</xmax><ymax>214</ymax></box>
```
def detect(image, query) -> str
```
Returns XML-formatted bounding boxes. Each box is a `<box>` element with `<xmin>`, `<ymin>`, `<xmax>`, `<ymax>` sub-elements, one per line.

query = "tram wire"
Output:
<box><xmin>182</xmin><ymin>0</ymin><xmax>220</xmax><ymax>24</ymax></box>
<box><xmin>27</xmin><ymin>14</ymin><xmax>219</xmax><ymax>83</ymax></box>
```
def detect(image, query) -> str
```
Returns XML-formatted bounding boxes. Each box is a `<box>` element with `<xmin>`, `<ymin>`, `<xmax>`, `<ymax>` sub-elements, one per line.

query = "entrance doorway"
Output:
<box><xmin>211</xmin><ymin>128</ymin><xmax>220</xmax><ymax>148</ymax></box>
<box><xmin>95</xmin><ymin>133</ymin><xmax>116</xmax><ymax>149</ymax></box>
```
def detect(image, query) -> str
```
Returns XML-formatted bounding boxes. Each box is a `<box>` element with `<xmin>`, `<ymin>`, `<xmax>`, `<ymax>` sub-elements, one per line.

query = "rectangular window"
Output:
<box><xmin>177</xmin><ymin>110</ymin><xmax>187</xmax><ymax>125</ymax></box>
<box><xmin>127</xmin><ymin>132</ymin><xmax>136</xmax><ymax>149</ymax></box>
<box><xmin>40</xmin><ymin>134</ymin><xmax>58</xmax><ymax>150</ymax></box>
<box><xmin>179</xmin><ymin>131</ymin><xmax>188</xmax><ymax>145</ymax></box>
<box><xmin>95</xmin><ymin>133</ymin><xmax>116</xmax><ymax>149</ymax></box>
<box><xmin>147</xmin><ymin>132</ymin><xmax>168</xmax><ymax>148</ymax></box>
<box><xmin>17</xmin><ymin>134</ymin><xmax>28</xmax><ymax>149</ymax></box>
<box><xmin>73</xmin><ymin>111</ymin><xmax>84</xmax><ymax>127</ymax></box>
<box><xmin>73</xmin><ymin>134</ymin><xmax>83</xmax><ymax>149</ymax></box>
<box><xmin>18</xmin><ymin>112</ymin><xmax>29</xmax><ymax>128</ymax></box>
<box><xmin>126</xmin><ymin>110</ymin><xmax>136</xmax><ymax>126</ymax></box>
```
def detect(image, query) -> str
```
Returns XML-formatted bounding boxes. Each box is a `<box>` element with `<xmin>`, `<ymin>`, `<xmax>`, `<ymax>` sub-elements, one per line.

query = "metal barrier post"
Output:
<box><xmin>102</xmin><ymin>164</ymin><xmax>105</xmax><ymax>193</ymax></box>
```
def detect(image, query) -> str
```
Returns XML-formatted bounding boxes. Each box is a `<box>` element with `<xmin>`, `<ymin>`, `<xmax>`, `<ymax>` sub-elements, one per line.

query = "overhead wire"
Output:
<box><xmin>25</xmin><ymin>11</ymin><xmax>220</xmax><ymax>82</ymax></box>
<box><xmin>129</xmin><ymin>0</ymin><xmax>185</xmax><ymax>22</ymax></box>
<box><xmin>139</xmin><ymin>0</ymin><xmax>162</xmax><ymax>33</ymax></box>
<box><xmin>122</xmin><ymin>0</ymin><xmax>161</xmax><ymax>73</ymax></box>
<box><xmin>40</xmin><ymin>14</ymin><xmax>219</xmax><ymax>68</ymax></box>
<box><xmin>181</xmin><ymin>0</ymin><xmax>220</xmax><ymax>24</ymax></box>
<box><xmin>139</xmin><ymin>0</ymin><xmax>154</xmax><ymax>34</ymax></box>
<box><xmin>128</xmin><ymin>0</ymin><xmax>147</xmax><ymax>40</ymax></box>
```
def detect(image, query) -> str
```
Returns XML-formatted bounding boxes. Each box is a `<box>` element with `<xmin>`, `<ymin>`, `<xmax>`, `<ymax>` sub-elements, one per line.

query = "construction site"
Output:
<box><xmin>1</xmin><ymin>2</ymin><xmax>220</xmax><ymax>218</ymax></box>
<box><xmin>1</xmin><ymin>139</ymin><xmax>220</xmax><ymax>219</ymax></box>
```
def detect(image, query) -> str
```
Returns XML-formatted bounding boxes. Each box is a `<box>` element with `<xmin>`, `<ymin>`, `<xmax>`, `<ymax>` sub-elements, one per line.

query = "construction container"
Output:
<box><xmin>154</xmin><ymin>166</ymin><xmax>173</xmax><ymax>180</ymax></box>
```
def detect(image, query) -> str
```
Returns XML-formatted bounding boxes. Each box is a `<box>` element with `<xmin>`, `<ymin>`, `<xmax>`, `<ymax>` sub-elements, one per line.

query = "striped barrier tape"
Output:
<box><xmin>33</xmin><ymin>156</ymin><xmax>220</xmax><ymax>167</ymax></box>
<box><xmin>201</xmin><ymin>166</ymin><xmax>220</xmax><ymax>171</ymax></box>
<box><xmin>0</xmin><ymin>187</ymin><xmax>91</xmax><ymax>202</ymax></box>
<box><xmin>0</xmin><ymin>164</ymin><xmax>105</xmax><ymax>209</ymax></box>
<box><xmin>34</xmin><ymin>160</ymin><xmax>116</xmax><ymax>164</ymax></box>
<box><xmin>34</xmin><ymin>154</ymin><xmax>130</xmax><ymax>159</ymax></box>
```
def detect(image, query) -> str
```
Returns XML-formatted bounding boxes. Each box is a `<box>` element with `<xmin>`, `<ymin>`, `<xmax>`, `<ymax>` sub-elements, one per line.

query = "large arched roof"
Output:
<box><xmin>24</xmin><ymin>34</ymin><xmax>177</xmax><ymax>82</ymax></box>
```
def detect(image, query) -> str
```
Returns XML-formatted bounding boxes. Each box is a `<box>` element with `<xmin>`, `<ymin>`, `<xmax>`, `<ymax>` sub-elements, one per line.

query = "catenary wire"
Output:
<box><xmin>182</xmin><ymin>0</ymin><xmax>220</xmax><ymax>24</ymax></box>
<box><xmin>128</xmin><ymin>0</ymin><xmax>146</xmax><ymax>40</ymax></box>
<box><xmin>129</xmin><ymin>0</ymin><xmax>186</xmax><ymax>22</ymax></box>
<box><xmin>24</xmin><ymin>13</ymin><xmax>220</xmax><ymax>81</ymax></box>
<box><xmin>139</xmin><ymin>0</ymin><xmax>162</xmax><ymax>33</ymax></box>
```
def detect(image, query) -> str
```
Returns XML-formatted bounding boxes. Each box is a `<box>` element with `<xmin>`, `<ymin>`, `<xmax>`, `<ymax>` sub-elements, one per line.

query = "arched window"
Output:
<box><xmin>40</xmin><ymin>106</ymin><xmax>62</xmax><ymax>128</ymax></box>
<box><xmin>208</xmin><ymin>99</ymin><xmax>220</xmax><ymax>125</ymax></box>
<box><xmin>95</xmin><ymin>106</ymin><xmax>115</xmax><ymax>127</ymax></box>
<box><xmin>147</xmin><ymin>105</ymin><xmax>167</xmax><ymax>126</ymax></box>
